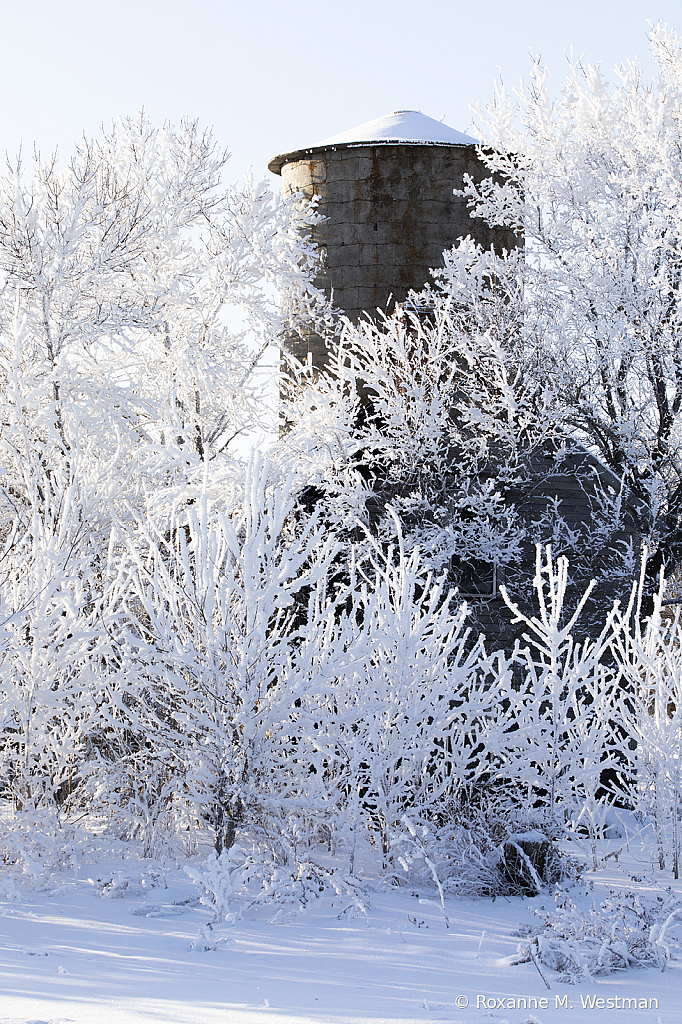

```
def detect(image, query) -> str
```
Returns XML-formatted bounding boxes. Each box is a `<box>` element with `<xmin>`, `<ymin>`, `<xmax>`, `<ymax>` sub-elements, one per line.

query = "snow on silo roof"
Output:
<box><xmin>315</xmin><ymin>110</ymin><xmax>478</xmax><ymax>147</ymax></box>
<box><xmin>268</xmin><ymin>110</ymin><xmax>477</xmax><ymax>175</ymax></box>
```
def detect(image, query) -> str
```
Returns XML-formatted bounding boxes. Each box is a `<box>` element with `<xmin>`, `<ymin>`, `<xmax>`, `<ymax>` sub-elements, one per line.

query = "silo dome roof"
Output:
<box><xmin>268</xmin><ymin>110</ymin><xmax>477</xmax><ymax>175</ymax></box>
<box><xmin>315</xmin><ymin>110</ymin><xmax>478</xmax><ymax>147</ymax></box>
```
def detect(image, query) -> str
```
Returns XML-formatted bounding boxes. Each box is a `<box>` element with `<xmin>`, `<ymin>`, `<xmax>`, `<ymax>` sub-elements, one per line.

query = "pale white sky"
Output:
<box><xmin>0</xmin><ymin>1</ymin><xmax>679</xmax><ymax>188</ymax></box>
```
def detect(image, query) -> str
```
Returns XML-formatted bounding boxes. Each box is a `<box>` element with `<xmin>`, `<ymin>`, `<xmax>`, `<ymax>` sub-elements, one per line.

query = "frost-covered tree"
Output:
<box><xmin>456</xmin><ymin>22</ymin><xmax>682</xmax><ymax>597</ymax></box>
<box><xmin>0</xmin><ymin>114</ymin><xmax>324</xmax><ymax>499</ymax></box>
<box><xmin>281</xmin><ymin>283</ymin><xmax>540</xmax><ymax>559</ymax></box>
<box><xmin>280</xmin><ymin>36</ymin><xmax>682</xmax><ymax>626</ymax></box>
<box><xmin>0</xmin><ymin>115</ymin><xmax>327</xmax><ymax>814</ymax></box>
<box><xmin>279</xmin><ymin>277</ymin><xmax>634</xmax><ymax>644</ymax></box>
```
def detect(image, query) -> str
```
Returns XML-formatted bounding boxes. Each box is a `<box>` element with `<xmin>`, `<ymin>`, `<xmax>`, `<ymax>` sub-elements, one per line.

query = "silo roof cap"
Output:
<box><xmin>268</xmin><ymin>110</ymin><xmax>478</xmax><ymax>175</ymax></box>
<box><xmin>315</xmin><ymin>110</ymin><xmax>478</xmax><ymax>147</ymax></box>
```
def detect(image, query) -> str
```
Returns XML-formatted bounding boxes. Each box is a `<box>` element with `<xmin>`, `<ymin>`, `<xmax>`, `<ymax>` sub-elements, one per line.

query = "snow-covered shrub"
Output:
<box><xmin>0</xmin><ymin>410</ymin><xmax>118</xmax><ymax>815</ymax></box>
<box><xmin>390</xmin><ymin>816</ymin><xmax>451</xmax><ymax>924</ymax></box>
<box><xmin>186</xmin><ymin>848</ymin><xmax>245</xmax><ymax>919</ymax></box>
<box><xmin>94</xmin><ymin>866</ymin><xmax>167</xmax><ymax>899</ymax></box>
<box><xmin>496</xmin><ymin>830</ymin><xmax>563</xmax><ymax>896</ymax></box>
<box><xmin>78</xmin><ymin>743</ymin><xmax>178</xmax><ymax>859</ymax></box>
<box><xmin>390</xmin><ymin>815</ymin><xmax>499</xmax><ymax>899</ymax></box>
<box><xmin>610</xmin><ymin>570</ymin><xmax>682</xmax><ymax>877</ymax></box>
<box><xmin>0</xmin><ymin>806</ymin><xmax>96</xmax><ymax>886</ymax></box>
<box><xmin>390</xmin><ymin>809</ymin><xmax>567</xmax><ymax>899</ymax></box>
<box><xmin>186</xmin><ymin>844</ymin><xmax>369</xmax><ymax>924</ymax></box>
<box><xmin>295</xmin><ymin>517</ymin><xmax>504</xmax><ymax>869</ymax></box>
<box><xmin>495</xmin><ymin>547</ymin><xmax>624</xmax><ymax>831</ymax></box>
<box><xmin>188</xmin><ymin>923</ymin><xmax>235</xmax><ymax>952</ymax></box>
<box><xmin>526</xmin><ymin>887</ymin><xmax>682</xmax><ymax>980</ymax></box>
<box><xmin>106</xmin><ymin>459</ymin><xmax>515</xmax><ymax>872</ymax></box>
<box><xmin>0</xmin><ymin>875</ymin><xmax>20</xmax><ymax>899</ymax></box>
<box><xmin>107</xmin><ymin>454</ymin><xmax>341</xmax><ymax>857</ymax></box>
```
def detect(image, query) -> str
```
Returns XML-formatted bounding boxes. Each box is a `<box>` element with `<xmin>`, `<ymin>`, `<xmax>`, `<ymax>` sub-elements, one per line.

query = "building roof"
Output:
<box><xmin>268</xmin><ymin>110</ymin><xmax>478</xmax><ymax>175</ymax></box>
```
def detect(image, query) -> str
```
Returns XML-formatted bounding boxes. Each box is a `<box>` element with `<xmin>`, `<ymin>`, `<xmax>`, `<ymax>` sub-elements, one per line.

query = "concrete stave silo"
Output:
<box><xmin>268</xmin><ymin>109</ymin><xmax>517</xmax><ymax>371</ymax></box>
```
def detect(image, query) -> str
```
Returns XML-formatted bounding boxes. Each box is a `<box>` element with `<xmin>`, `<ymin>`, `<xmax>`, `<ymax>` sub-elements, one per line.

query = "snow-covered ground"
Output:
<box><xmin>1</xmin><ymin>829</ymin><xmax>680</xmax><ymax>1024</ymax></box>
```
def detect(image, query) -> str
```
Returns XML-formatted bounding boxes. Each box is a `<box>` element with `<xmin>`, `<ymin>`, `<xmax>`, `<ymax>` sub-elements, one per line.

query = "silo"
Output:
<box><xmin>268</xmin><ymin>109</ymin><xmax>517</xmax><ymax>370</ymax></box>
